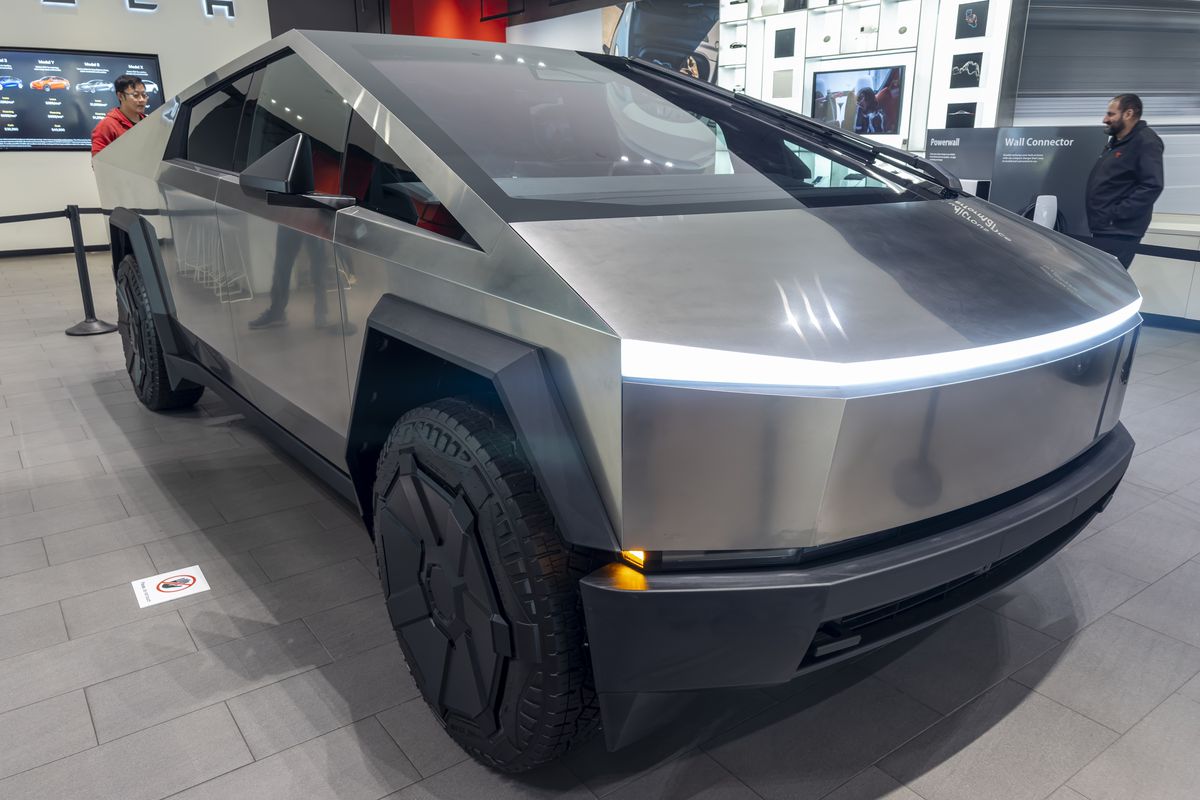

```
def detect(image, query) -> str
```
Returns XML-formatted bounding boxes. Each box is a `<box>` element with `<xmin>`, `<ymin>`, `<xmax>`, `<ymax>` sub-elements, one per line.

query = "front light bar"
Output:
<box><xmin>621</xmin><ymin>298</ymin><xmax>1142</xmax><ymax>389</ymax></box>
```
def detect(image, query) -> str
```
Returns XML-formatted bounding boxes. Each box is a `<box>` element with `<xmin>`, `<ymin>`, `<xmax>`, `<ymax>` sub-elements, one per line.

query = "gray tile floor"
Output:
<box><xmin>2</xmin><ymin>253</ymin><xmax>1200</xmax><ymax>800</ymax></box>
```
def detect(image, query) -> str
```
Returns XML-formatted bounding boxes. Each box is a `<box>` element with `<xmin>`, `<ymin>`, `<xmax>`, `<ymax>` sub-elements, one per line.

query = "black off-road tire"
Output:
<box><xmin>373</xmin><ymin>397</ymin><xmax>600</xmax><ymax>772</ymax></box>
<box><xmin>115</xmin><ymin>254</ymin><xmax>204</xmax><ymax>411</ymax></box>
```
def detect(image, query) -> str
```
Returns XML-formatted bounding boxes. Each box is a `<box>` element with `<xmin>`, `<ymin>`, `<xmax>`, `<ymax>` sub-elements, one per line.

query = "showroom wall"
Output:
<box><xmin>269</xmin><ymin>0</ymin><xmax>389</xmax><ymax>37</ymax></box>
<box><xmin>390</xmin><ymin>0</ymin><xmax>508</xmax><ymax>41</ymax></box>
<box><xmin>0</xmin><ymin>0</ymin><xmax>272</xmax><ymax>253</ymax></box>
<box><xmin>1013</xmin><ymin>0</ymin><xmax>1199</xmax><ymax>216</ymax></box>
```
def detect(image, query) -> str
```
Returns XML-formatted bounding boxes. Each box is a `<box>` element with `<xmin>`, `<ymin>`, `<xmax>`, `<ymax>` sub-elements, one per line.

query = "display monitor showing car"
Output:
<box><xmin>31</xmin><ymin>75</ymin><xmax>70</xmax><ymax>91</ymax></box>
<box><xmin>93</xmin><ymin>31</ymin><xmax>1142</xmax><ymax>773</ymax></box>
<box><xmin>75</xmin><ymin>78</ymin><xmax>114</xmax><ymax>93</ymax></box>
<box><xmin>0</xmin><ymin>48</ymin><xmax>164</xmax><ymax>150</ymax></box>
<box><xmin>812</xmin><ymin>65</ymin><xmax>905</xmax><ymax>135</ymax></box>
<box><xmin>141</xmin><ymin>79</ymin><xmax>159</xmax><ymax>94</ymax></box>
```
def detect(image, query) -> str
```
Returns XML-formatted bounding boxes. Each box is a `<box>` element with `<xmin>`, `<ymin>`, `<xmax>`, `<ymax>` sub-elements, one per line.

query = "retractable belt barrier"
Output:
<box><xmin>1069</xmin><ymin>234</ymin><xmax>1200</xmax><ymax>264</ymax></box>
<box><xmin>0</xmin><ymin>205</ymin><xmax>1197</xmax><ymax>338</ymax></box>
<box><xmin>0</xmin><ymin>204</ymin><xmax>152</xmax><ymax>336</ymax></box>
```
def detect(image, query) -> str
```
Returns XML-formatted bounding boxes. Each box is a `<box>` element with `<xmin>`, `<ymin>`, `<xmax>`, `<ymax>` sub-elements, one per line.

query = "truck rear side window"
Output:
<box><xmin>184</xmin><ymin>74</ymin><xmax>252</xmax><ymax>172</ymax></box>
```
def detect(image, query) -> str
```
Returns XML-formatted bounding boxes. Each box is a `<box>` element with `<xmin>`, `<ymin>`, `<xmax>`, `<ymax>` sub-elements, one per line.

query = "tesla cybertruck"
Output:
<box><xmin>94</xmin><ymin>31</ymin><xmax>1142</xmax><ymax>771</ymax></box>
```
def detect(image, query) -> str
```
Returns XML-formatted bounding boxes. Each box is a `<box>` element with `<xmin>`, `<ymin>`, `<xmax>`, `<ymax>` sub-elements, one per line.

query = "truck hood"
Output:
<box><xmin>512</xmin><ymin>197</ymin><xmax>1141</xmax><ymax>383</ymax></box>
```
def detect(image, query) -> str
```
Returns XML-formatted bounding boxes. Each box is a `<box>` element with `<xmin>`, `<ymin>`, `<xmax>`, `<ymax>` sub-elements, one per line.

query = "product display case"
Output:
<box><xmin>714</xmin><ymin>0</ymin><xmax>1017</xmax><ymax>152</ymax></box>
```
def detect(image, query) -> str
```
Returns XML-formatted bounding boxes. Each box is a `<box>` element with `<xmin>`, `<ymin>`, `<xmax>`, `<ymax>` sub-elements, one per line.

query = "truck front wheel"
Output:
<box><xmin>372</xmin><ymin>397</ymin><xmax>599</xmax><ymax>772</ymax></box>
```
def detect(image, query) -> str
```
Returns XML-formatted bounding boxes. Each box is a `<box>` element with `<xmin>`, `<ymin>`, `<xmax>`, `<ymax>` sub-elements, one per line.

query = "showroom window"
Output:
<box><xmin>240</xmin><ymin>53</ymin><xmax>350</xmax><ymax>193</ymax></box>
<box><xmin>341</xmin><ymin>114</ymin><xmax>473</xmax><ymax>245</ymax></box>
<box><xmin>183</xmin><ymin>73</ymin><xmax>252</xmax><ymax>171</ymax></box>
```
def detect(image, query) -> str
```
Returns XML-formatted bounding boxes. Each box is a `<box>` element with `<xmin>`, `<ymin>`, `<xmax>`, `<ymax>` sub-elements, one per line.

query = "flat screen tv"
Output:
<box><xmin>0</xmin><ymin>47</ymin><xmax>164</xmax><ymax>151</ymax></box>
<box><xmin>811</xmin><ymin>65</ymin><xmax>904</xmax><ymax>136</ymax></box>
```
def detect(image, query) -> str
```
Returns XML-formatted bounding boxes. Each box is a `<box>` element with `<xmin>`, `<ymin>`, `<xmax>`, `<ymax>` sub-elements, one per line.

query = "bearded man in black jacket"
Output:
<box><xmin>1085</xmin><ymin>93</ymin><xmax>1165</xmax><ymax>269</ymax></box>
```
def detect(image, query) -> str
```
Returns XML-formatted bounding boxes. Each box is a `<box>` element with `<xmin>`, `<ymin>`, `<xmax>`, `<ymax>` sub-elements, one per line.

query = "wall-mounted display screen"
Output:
<box><xmin>0</xmin><ymin>47</ymin><xmax>164</xmax><ymax>151</ymax></box>
<box><xmin>811</xmin><ymin>66</ymin><xmax>904</xmax><ymax>135</ymax></box>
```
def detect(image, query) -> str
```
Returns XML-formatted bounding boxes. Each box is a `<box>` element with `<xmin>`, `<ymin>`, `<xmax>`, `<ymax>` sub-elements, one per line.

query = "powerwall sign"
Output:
<box><xmin>40</xmin><ymin>0</ymin><xmax>236</xmax><ymax>17</ymax></box>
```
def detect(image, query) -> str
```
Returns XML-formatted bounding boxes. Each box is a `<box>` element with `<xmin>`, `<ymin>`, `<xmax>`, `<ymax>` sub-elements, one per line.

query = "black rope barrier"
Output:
<box><xmin>1069</xmin><ymin>234</ymin><xmax>1200</xmax><ymax>264</ymax></box>
<box><xmin>63</xmin><ymin>205</ymin><xmax>118</xmax><ymax>336</ymax></box>
<box><xmin>0</xmin><ymin>209</ymin><xmax>69</xmax><ymax>224</ymax></box>
<box><xmin>0</xmin><ymin>204</ymin><xmax>117</xmax><ymax>336</ymax></box>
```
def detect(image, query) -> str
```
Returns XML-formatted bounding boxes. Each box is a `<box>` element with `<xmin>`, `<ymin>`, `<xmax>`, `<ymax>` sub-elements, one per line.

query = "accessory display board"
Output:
<box><xmin>927</xmin><ymin>126</ymin><xmax>1109</xmax><ymax>235</ymax></box>
<box><xmin>925</xmin><ymin>127</ymin><xmax>999</xmax><ymax>181</ymax></box>
<box><xmin>0</xmin><ymin>47</ymin><xmax>163</xmax><ymax>151</ymax></box>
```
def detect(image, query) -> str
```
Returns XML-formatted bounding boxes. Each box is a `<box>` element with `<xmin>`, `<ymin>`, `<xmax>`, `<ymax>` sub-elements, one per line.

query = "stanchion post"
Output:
<box><xmin>65</xmin><ymin>205</ymin><xmax>117</xmax><ymax>336</ymax></box>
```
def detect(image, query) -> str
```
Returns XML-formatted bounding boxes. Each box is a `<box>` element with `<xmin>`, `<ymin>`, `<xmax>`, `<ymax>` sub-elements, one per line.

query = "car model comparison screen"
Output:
<box><xmin>0</xmin><ymin>47</ymin><xmax>163</xmax><ymax>151</ymax></box>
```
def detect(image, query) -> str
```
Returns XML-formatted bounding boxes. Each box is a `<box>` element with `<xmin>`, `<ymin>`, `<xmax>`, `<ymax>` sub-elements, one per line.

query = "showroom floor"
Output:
<box><xmin>3</xmin><ymin>253</ymin><xmax>1200</xmax><ymax>800</ymax></box>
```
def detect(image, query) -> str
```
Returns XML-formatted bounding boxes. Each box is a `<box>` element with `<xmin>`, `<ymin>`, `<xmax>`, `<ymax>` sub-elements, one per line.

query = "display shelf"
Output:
<box><xmin>759</xmin><ymin>10</ymin><xmax>808</xmax><ymax>110</ymax></box>
<box><xmin>720</xmin><ymin>21</ymin><xmax>750</xmax><ymax>65</ymax></box>
<box><xmin>720</xmin><ymin>0</ymin><xmax>750</xmax><ymax>23</ymax></box>
<box><xmin>841</xmin><ymin>2</ymin><xmax>881</xmax><ymax>53</ymax></box>
<box><xmin>717</xmin><ymin>64</ymin><xmax>748</xmax><ymax>93</ymax></box>
<box><xmin>878</xmin><ymin>0</ymin><xmax>921</xmax><ymax>49</ymax></box>
<box><xmin>806</xmin><ymin>6</ymin><xmax>842</xmax><ymax>56</ymax></box>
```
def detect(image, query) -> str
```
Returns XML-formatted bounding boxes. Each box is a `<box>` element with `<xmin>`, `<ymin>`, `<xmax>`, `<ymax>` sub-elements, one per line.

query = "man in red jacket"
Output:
<box><xmin>91</xmin><ymin>75</ymin><xmax>148</xmax><ymax>156</ymax></box>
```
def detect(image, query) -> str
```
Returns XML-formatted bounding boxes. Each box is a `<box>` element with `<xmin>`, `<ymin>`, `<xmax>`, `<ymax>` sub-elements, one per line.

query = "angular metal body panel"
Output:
<box><xmin>94</xmin><ymin>30</ymin><xmax>1142</xmax><ymax>558</ymax></box>
<box><xmin>511</xmin><ymin>199</ymin><xmax>1137</xmax><ymax>363</ymax></box>
<box><xmin>621</xmin><ymin>326</ymin><xmax>1135</xmax><ymax>551</ymax></box>
<box><xmin>334</xmin><ymin>207</ymin><xmax>624</xmax><ymax>524</ymax></box>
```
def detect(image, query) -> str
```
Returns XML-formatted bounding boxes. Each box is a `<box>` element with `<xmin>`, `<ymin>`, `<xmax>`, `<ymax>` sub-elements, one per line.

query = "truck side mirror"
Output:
<box><xmin>239</xmin><ymin>132</ymin><xmax>314</xmax><ymax>195</ymax></box>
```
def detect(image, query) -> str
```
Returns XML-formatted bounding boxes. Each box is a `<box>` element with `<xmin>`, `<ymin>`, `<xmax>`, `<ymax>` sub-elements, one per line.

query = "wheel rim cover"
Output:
<box><xmin>116</xmin><ymin>281</ymin><xmax>145</xmax><ymax>386</ymax></box>
<box><xmin>379</xmin><ymin>465</ymin><xmax>504</xmax><ymax>721</ymax></box>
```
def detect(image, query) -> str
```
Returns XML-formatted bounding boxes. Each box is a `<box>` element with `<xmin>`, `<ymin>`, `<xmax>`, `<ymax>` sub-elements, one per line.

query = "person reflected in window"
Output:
<box><xmin>248</xmin><ymin>142</ymin><xmax>354</xmax><ymax>333</ymax></box>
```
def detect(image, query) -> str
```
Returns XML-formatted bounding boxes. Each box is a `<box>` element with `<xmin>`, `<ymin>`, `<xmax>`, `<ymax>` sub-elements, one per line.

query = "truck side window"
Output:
<box><xmin>184</xmin><ymin>73</ymin><xmax>252</xmax><ymax>171</ymax></box>
<box><xmin>241</xmin><ymin>53</ymin><xmax>350</xmax><ymax>194</ymax></box>
<box><xmin>341</xmin><ymin>113</ymin><xmax>473</xmax><ymax>245</ymax></box>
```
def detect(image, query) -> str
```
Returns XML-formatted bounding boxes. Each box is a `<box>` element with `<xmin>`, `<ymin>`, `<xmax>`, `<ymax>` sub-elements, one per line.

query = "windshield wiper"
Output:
<box><xmin>623</xmin><ymin>57</ymin><xmax>960</xmax><ymax>197</ymax></box>
<box><xmin>728</xmin><ymin>91</ymin><xmax>961</xmax><ymax>196</ymax></box>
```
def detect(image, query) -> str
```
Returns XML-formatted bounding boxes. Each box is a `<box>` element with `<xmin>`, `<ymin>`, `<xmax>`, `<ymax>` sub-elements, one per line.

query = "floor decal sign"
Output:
<box><xmin>132</xmin><ymin>565</ymin><xmax>211</xmax><ymax>608</ymax></box>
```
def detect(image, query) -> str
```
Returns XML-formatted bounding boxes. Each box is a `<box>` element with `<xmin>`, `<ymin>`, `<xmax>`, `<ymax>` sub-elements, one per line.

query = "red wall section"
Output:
<box><xmin>391</xmin><ymin>0</ymin><xmax>508</xmax><ymax>43</ymax></box>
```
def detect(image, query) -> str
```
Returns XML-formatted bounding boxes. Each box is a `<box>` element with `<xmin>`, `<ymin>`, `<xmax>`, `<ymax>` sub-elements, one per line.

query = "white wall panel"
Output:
<box><xmin>506</xmin><ymin>9</ymin><xmax>604</xmax><ymax>53</ymax></box>
<box><xmin>0</xmin><ymin>0</ymin><xmax>271</xmax><ymax>252</ymax></box>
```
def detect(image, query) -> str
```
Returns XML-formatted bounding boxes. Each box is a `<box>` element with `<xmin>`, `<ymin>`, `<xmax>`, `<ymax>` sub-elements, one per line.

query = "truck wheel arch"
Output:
<box><xmin>107</xmin><ymin>208</ymin><xmax>187</xmax><ymax>372</ymax></box>
<box><xmin>347</xmin><ymin>296</ymin><xmax>619</xmax><ymax>554</ymax></box>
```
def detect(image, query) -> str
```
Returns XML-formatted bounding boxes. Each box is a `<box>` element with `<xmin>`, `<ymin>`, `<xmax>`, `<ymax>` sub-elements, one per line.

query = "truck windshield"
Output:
<box><xmin>362</xmin><ymin>42</ymin><xmax>930</xmax><ymax>221</ymax></box>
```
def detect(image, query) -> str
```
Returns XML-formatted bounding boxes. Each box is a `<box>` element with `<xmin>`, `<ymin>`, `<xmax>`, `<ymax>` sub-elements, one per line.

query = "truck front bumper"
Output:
<box><xmin>581</xmin><ymin>424</ymin><xmax>1133</xmax><ymax>748</ymax></box>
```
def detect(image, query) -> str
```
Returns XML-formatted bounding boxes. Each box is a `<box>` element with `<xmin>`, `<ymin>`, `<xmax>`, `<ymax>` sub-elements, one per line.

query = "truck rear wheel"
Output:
<box><xmin>372</xmin><ymin>397</ymin><xmax>599</xmax><ymax>772</ymax></box>
<box><xmin>115</xmin><ymin>254</ymin><xmax>203</xmax><ymax>411</ymax></box>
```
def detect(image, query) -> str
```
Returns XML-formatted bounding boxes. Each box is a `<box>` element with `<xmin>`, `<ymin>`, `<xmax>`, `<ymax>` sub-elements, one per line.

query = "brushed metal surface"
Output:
<box><xmin>1097</xmin><ymin>329</ymin><xmax>1136</xmax><ymax>438</ymax></box>
<box><xmin>335</xmin><ymin>206</ymin><xmax>624</xmax><ymax>526</ymax></box>
<box><xmin>622</xmin><ymin>330</ymin><xmax>1134</xmax><ymax>551</ymax></box>
<box><xmin>93</xmin><ymin>30</ymin><xmax>1147</xmax><ymax>554</ymax></box>
<box><xmin>215</xmin><ymin>176</ymin><xmax>353</xmax><ymax>465</ymax></box>
<box><xmin>156</xmin><ymin>163</ymin><xmax>239</xmax><ymax>364</ymax></box>
<box><xmin>513</xmin><ymin>198</ymin><xmax>1140</xmax><ymax>364</ymax></box>
<box><xmin>621</xmin><ymin>381</ymin><xmax>845</xmax><ymax>551</ymax></box>
<box><xmin>815</xmin><ymin>331</ymin><xmax>1129</xmax><ymax>545</ymax></box>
